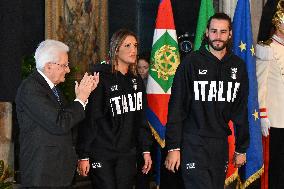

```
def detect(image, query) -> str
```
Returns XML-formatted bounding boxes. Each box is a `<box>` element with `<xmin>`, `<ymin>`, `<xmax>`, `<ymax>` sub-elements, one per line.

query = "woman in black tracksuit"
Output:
<box><xmin>76</xmin><ymin>29</ymin><xmax>153</xmax><ymax>189</ymax></box>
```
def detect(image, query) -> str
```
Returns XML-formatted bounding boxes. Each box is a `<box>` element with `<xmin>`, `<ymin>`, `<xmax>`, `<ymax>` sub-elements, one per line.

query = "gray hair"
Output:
<box><xmin>34</xmin><ymin>39</ymin><xmax>69</xmax><ymax>70</ymax></box>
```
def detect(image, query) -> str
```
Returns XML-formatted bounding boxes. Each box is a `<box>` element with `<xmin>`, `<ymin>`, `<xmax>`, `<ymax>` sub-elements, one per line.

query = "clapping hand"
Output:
<box><xmin>91</xmin><ymin>72</ymin><xmax>100</xmax><ymax>91</ymax></box>
<box><xmin>75</xmin><ymin>72</ymin><xmax>100</xmax><ymax>102</ymax></box>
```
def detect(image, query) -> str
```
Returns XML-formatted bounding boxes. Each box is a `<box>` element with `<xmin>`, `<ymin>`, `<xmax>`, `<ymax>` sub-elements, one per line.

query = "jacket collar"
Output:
<box><xmin>199</xmin><ymin>44</ymin><xmax>233</xmax><ymax>63</ymax></box>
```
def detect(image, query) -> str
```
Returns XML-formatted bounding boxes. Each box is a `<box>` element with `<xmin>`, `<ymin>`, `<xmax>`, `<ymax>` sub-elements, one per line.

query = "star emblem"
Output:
<box><xmin>239</xmin><ymin>41</ymin><xmax>246</xmax><ymax>52</ymax></box>
<box><xmin>252</xmin><ymin>109</ymin><xmax>259</xmax><ymax>121</ymax></box>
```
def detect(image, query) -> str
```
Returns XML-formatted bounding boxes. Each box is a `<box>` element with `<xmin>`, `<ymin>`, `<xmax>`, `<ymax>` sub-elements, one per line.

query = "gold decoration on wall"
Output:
<box><xmin>0</xmin><ymin>102</ymin><xmax>14</xmax><ymax>182</ymax></box>
<box><xmin>45</xmin><ymin>0</ymin><xmax>64</xmax><ymax>40</ymax></box>
<box><xmin>45</xmin><ymin>0</ymin><xmax>108</xmax><ymax>78</ymax></box>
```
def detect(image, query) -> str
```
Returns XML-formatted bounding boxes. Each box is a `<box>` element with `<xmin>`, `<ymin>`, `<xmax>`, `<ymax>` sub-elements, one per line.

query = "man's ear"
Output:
<box><xmin>229</xmin><ymin>31</ymin><xmax>232</xmax><ymax>38</ymax></box>
<box><xmin>206</xmin><ymin>28</ymin><xmax>209</xmax><ymax>37</ymax></box>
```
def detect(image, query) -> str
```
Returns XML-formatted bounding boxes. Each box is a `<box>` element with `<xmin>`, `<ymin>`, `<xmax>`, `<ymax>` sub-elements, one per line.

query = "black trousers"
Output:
<box><xmin>181</xmin><ymin>134</ymin><xmax>228</xmax><ymax>189</ymax></box>
<box><xmin>135</xmin><ymin>140</ymin><xmax>158</xmax><ymax>189</ymax></box>
<box><xmin>160</xmin><ymin>148</ymin><xmax>184</xmax><ymax>189</ymax></box>
<box><xmin>89</xmin><ymin>153</ymin><xmax>136</xmax><ymax>189</ymax></box>
<box><xmin>135</xmin><ymin>152</ymin><xmax>151</xmax><ymax>189</ymax></box>
<box><xmin>269</xmin><ymin>128</ymin><xmax>284</xmax><ymax>189</ymax></box>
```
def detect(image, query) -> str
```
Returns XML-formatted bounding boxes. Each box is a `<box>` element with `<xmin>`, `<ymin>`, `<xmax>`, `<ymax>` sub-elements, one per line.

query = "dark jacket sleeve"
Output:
<box><xmin>16</xmin><ymin>80</ymin><xmax>85</xmax><ymax>135</ymax></box>
<box><xmin>76</xmin><ymin>79</ymin><xmax>105</xmax><ymax>159</ymax></box>
<box><xmin>138</xmin><ymin>77</ymin><xmax>153</xmax><ymax>152</ymax></box>
<box><xmin>165</xmin><ymin>56</ymin><xmax>192</xmax><ymax>150</ymax></box>
<box><xmin>231</xmin><ymin>63</ymin><xmax>250</xmax><ymax>153</ymax></box>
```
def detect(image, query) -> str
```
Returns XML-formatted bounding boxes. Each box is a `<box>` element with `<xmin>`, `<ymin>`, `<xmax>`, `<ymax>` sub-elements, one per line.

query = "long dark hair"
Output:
<box><xmin>109</xmin><ymin>29</ymin><xmax>138</xmax><ymax>75</ymax></box>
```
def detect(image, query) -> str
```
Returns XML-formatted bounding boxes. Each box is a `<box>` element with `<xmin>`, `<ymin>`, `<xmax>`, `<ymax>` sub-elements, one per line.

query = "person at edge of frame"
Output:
<box><xmin>256</xmin><ymin>1</ymin><xmax>284</xmax><ymax>188</ymax></box>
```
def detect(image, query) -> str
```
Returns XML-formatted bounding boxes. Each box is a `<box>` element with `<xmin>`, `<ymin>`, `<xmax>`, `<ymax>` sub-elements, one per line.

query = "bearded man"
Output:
<box><xmin>164</xmin><ymin>13</ymin><xmax>249</xmax><ymax>189</ymax></box>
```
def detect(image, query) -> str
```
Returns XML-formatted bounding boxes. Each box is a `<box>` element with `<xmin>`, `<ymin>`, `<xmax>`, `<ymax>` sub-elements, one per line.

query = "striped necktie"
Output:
<box><xmin>52</xmin><ymin>87</ymin><xmax>61</xmax><ymax>103</ymax></box>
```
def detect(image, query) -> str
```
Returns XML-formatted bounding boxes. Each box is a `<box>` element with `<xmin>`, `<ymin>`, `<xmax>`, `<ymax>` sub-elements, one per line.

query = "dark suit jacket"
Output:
<box><xmin>15</xmin><ymin>70</ymin><xmax>85</xmax><ymax>187</ymax></box>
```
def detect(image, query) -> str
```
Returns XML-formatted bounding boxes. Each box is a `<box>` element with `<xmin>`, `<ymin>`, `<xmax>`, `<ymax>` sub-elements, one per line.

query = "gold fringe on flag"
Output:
<box><xmin>239</xmin><ymin>165</ymin><xmax>264</xmax><ymax>189</ymax></box>
<box><xmin>148</xmin><ymin>122</ymin><xmax>165</xmax><ymax>148</ymax></box>
<box><xmin>225</xmin><ymin>169</ymin><xmax>239</xmax><ymax>186</ymax></box>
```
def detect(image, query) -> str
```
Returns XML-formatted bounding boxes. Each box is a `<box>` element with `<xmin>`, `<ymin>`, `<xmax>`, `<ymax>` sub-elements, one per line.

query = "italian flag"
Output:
<box><xmin>146</xmin><ymin>0</ymin><xmax>180</xmax><ymax>185</ymax></box>
<box><xmin>193</xmin><ymin>0</ymin><xmax>215</xmax><ymax>51</ymax></box>
<box><xmin>146</xmin><ymin>0</ymin><xmax>180</xmax><ymax>148</ymax></box>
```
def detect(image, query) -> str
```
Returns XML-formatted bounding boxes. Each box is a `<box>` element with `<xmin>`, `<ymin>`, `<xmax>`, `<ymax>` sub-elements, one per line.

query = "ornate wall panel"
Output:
<box><xmin>0</xmin><ymin>102</ymin><xmax>13</xmax><ymax>179</ymax></box>
<box><xmin>45</xmin><ymin>0</ymin><xmax>108</xmax><ymax>77</ymax></box>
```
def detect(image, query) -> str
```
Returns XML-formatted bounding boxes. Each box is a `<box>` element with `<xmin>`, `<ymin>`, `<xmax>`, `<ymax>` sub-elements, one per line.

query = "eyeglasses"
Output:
<box><xmin>51</xmin><ymin>62</ymin><xmax>69</xmax><ymax>68</ymax></box>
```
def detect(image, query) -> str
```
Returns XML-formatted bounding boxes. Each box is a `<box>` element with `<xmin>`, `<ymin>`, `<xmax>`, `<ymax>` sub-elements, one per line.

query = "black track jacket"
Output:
<box><xmin>76</xmin><ymin>64</ymin><xmax>152</xmax><ymax>159</ymax></box>
<box><xmin>166</xmin><ymin>45</ymin><xmax>250</xmax><ymax>153</ymax></box>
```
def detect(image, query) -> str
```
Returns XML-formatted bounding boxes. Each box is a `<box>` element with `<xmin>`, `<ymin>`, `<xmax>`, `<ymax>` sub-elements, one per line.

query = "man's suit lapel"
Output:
<box><xmin>31</xmin><ymin>70</ymin><xmax>63</xmax><ymax>106</ymax></box>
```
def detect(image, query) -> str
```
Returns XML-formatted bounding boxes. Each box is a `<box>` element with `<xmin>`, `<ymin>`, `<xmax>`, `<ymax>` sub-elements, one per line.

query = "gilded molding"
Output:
<box><xmin>45</xmin><ymin>0</ymin><xmax>64</xmax><ymax>39</ymax></box>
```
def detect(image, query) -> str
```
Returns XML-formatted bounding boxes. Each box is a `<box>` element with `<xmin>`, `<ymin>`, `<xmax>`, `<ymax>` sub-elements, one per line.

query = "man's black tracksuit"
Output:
<box><xmin>166</xmin><ymin>45</ymin><xmax>250</xmax><ymax>189</ymax></box>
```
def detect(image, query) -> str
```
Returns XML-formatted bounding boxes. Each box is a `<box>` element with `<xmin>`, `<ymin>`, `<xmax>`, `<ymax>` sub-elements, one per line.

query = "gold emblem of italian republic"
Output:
<box><xmin>152</xmin><ymin>45</ymin><xmax>180</xmax><ymax>81</ymax></box>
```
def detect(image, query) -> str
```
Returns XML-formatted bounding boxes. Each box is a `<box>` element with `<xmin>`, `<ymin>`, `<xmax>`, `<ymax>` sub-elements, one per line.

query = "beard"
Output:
<box><xmin>208</xmin><ymin>38</ymin><xmax>229</xmax><ymax>51</ymax></box>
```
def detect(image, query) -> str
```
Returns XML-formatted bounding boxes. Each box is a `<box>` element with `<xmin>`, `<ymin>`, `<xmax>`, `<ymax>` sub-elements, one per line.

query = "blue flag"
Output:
<box><xmin>232</xmin><ymin>0</ymin><xmax>264</xmax><ymax>187</ymax></box>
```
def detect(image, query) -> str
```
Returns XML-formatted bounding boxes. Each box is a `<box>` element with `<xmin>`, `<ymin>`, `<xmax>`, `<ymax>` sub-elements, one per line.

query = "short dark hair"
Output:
<box><xmin>207</xmin><ymin>12</ymin><xmax>232</xmax><ymax>31</ymax></box>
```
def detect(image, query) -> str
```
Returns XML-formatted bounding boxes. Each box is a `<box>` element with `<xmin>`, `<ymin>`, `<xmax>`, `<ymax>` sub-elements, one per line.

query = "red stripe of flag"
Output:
<box><xmin>155</xmin><ymin>0</ymin><xmax>175</xmax><ymax>29</ymax></box>
<box><xmin>147</xmin><ymin>94</ymin><xmax>170</xmax><ymax>126</ymax></box>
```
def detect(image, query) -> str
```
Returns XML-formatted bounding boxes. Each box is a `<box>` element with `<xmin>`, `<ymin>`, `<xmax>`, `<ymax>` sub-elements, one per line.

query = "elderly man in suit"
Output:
<box><xmin>15</xmin><ymin>39</ymin><xmax>99</xmax><ymax>189</ymax></box>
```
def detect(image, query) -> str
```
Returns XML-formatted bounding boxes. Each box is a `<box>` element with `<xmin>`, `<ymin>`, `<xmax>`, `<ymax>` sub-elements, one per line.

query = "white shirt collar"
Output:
<box><xmin>37</xmin><ymin>69</ymin><xmax>55</xmax><ymax>89</ymax></box>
